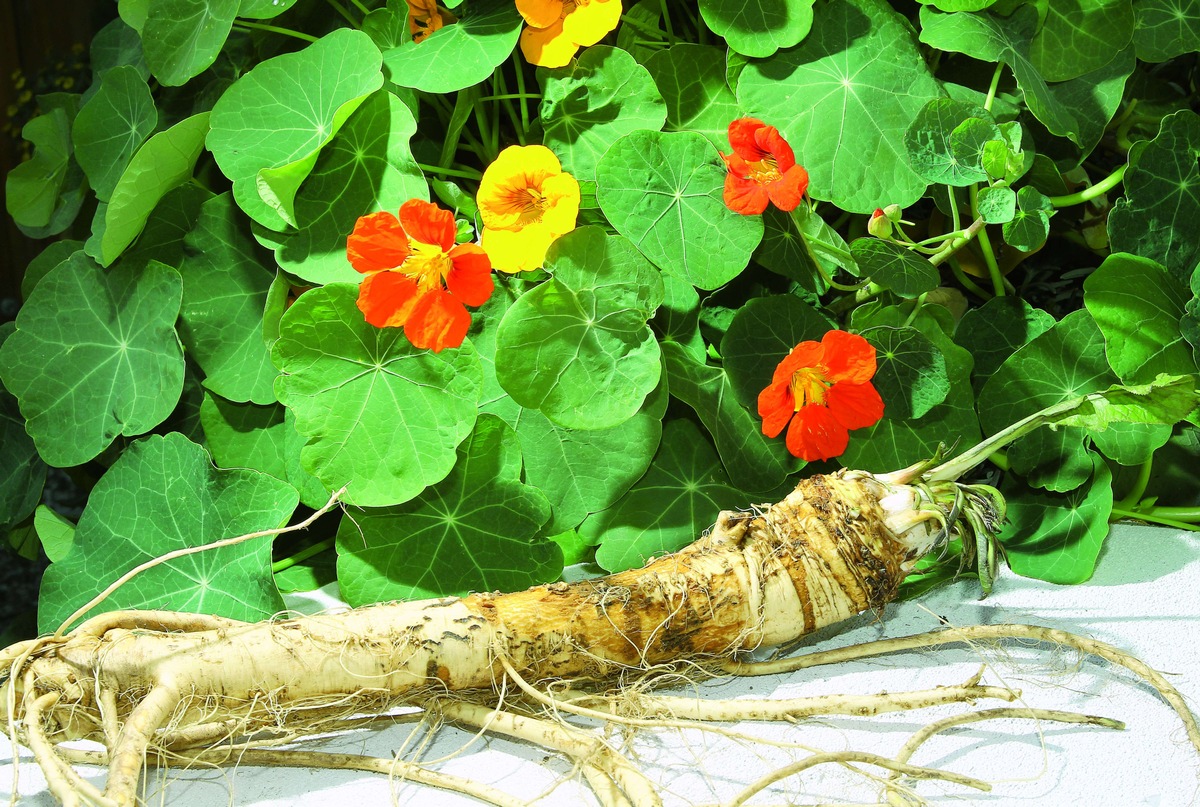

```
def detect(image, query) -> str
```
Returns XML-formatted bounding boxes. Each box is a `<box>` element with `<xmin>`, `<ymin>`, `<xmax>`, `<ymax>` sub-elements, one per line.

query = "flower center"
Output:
<box><xmin>745</xmin><ymin>156</ymin><xmax>782</xmax><ymax>185</ymax></box>
<box><xmin>790</xmin><ymin>366</ymin><xmax>829</xmax><ymax>410</ymax></box>
<box><xmin>404</xmin><ymin>239</ymin><xmax>453</xmax><ymax>289</ymax></box>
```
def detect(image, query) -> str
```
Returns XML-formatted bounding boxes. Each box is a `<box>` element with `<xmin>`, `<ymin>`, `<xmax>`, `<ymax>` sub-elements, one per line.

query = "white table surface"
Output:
<box><xmin>3</xmin><ymin>522</ymin><xmax>1199</xmax><ymax>806</ymax></box>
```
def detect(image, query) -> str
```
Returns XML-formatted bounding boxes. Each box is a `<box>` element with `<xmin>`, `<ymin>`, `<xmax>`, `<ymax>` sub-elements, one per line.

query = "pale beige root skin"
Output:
<box><xmin>7</xmin><ymin>468</ymin><xmax>1169</xmax><ymax>807</ymax></box>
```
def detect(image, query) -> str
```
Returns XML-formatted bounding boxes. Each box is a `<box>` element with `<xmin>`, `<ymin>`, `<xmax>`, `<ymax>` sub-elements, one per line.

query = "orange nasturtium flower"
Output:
<box><xmin>516</xmin><ymin>0</ymin><xmax>622</xmax><ymax>68</ymax></box>
<box><xmin>721</xmin><ymin>117</ymin><xmax>810</xmax><ymax>216</ymax></box>
<box><xmin>477</xmin><ymin>144</ymin><xmax>580</xmax><ymax>273</ymax></box>
<box><xmin>757</xmin><ymin>330</ymin><xmax>885</xmax><ymax>462</ymax></box>
<box><xmin>407</xmin><ymin>0</ymin><xmax>456</xmax><ymax>42</ymax></box>
<box><xmin>347</xmin><ymin>199</ymin><xmax>494</xmax><ymax>352</ymax></box>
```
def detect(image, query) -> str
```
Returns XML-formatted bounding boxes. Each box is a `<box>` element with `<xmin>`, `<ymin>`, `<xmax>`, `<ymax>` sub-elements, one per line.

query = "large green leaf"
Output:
<box><xmin>0</xmin><ymin>256</ymin><xmax>184</xmax><ymax>468</ymax></box>
<box><xmin>100</xmin><ymin>112</ymin><xmax>211</xmax><ymax>266</ymax></box>
<box><xmin>272</xmin><ymin>283</ymin><xmax>482</xmax><ymax>507</ymax></box>
<box><xmin>336</xmin><ymin>415</ymin><xmax>558</xmax><ymax>604</ymax></box>
<box><xmin>1000</xmin><ymin>453</ymin><xmax>1112</xmax><ymax>584</ymax></box>
<box><xmin>644</xmin><ymin>44</ymin><xmax>743</xmax><ymax>150</ymax></box>
<box><xmin>1133</xmin><ymin>0</ymin><xmax>1200</xmax><ymax>61</ymax></box>
<box><xmin>0</xmin><ymin>325</ymin><xmax>45</xmax><ymax>534</ymax></box>
<box><xmin>37</xmin><ymin>433</ymin><xmax>296</xmax><ymax>633</ymax></box>
<box><xmin>120</xmin><ymin>182</ymin><xmax>213</xmax><ymax>271</ymax></box>
<box><xmin>87</xmin><ymin>17</ymin><xmax>149</xmax><ymax>93</ymax></box>
<box><xmin>1030</xmin><ymin>0</ymin><xmax>1135</xmax><ymax>82</ymax></box>
<box><xmin>979</xmin><ymin>310</ymin><xmax>1116</xmax><ymax>491</ymax></box>
<box><xmin>540</xmin><ymin>46</ymin><xmax>666</xmax><ymax>183</ymax></box>
<box><xmin>663</xmin><ymin>341</ymin><xmax>801</xmax><ymax>491</ymax></box>
<box><xmin>1108</xmin><ymin>110</ymin><xmax>1200</xmax><ymax>286</ymax></box>
<box><xmin>199</xmin><ymin>394</ymin><xmax>333</xmax><ymax>510</ymax></box>
<box><xmin>5</xmin><ymin>101</ymin><xmax>85</xmax><ymax>235</ymax></box>
<box><xmin>1084</xmin><ymin>253</ymin><xmax>1196</xmax><ymax>384</ymax></box>
<box><xmin>954</xmin><ymin>296</ymin><xmax>1055</xmax><ymax>393</ymax></box>
<box><xmin>737</xmin><ymin>0</ymin><xmax>941</xmax><ymax>213</ymax></box>
<box><xmin>860</xmin><ymin>326</ymin><xmax>949</xmax><ymax>420</ymax></box>
<box><xmin>581</xmin><ymin>418</ymin><xmax>749</xmax><ymax>572</ymax></box>
<box><xmin>277</xmin><ymin>90</ymin><xmax>426</xmax><ymax>286</ymax></box>
<box><xmin>179</xmin><ymin>193</ymin><xmax>278</xmax><ymax>404</ymax></box>
<box><xmin>698</xmin><ymin>0</ymin><xmax>815</xmax><ymax>58</ymax></box>
<box><xmin>142</xmin><ymin>0</ymin><xmax>240</xmax><ymax>86</ymax></box>
<box><xmin>919</xmin><ymin>6</ymin><xmax>1133</xmax><ymax>155</ymax></box>
<box><xmin>72</xmin><ymin>65</ymin><xmax>157</xmax><ymax>201</ymax></box>
<box><xmin>207</xmin><ymin>28</ymin><xmax>383</xmax><ymax>230</ymax></box>
<box><xmin>20</xmin><ymin>241</ymin><xmax>84</xmax><ymax>302</ymax></box>
<box><xmin>494</xmin><ymin>228</ymin><xmax>664</xmax><ymax>430</ymax></box>
<box><xmin>381</xmin><ymin>0</ymin><xmax>521</xmax><ymax>93</ymax></box>
<box><xmin>904</xmin><ymin>99</ymin><xmax>992</xmax><ymax>187</ymax></box>
<box><xmin>596</xmin><ymin>130</ymin><xmax>763</xmax><ymax>289</ymax></box>
<box><xmin>721</xmin><ymin>293</ymin><xmax>832</xmax><ymax>411</ymax></box>
<box><xmin>849</xmin><ymin>238</ymin><xmax>940</xmax><ymax>298</ymax></box>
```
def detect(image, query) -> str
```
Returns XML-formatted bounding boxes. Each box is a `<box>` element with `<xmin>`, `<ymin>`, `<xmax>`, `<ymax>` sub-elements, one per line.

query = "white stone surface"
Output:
<box><xmin>3</xmin><ymin>522</ymin><xmax>1199</xmax><ymax>806</ymax></box>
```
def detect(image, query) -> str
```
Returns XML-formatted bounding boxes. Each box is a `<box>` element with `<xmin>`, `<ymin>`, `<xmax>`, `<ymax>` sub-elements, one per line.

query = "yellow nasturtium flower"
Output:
<box><xmin>478</xmin><ymin>145</ymin><xmax>580</xmax><ymax>273</ymax></box>
<box><xmin>407</xmin><ymin>0</ymin><xmax>456</xmax><ymax>43</ymax></box>
<box><xmin>516</xmin><ymin>0</ymin><xmax>622</xmax><ymax>68</ymax></box>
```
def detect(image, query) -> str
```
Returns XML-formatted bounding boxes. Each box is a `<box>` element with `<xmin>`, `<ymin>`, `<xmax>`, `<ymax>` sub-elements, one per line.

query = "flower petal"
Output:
<box><xmin>772</xmin><ymin>339</ymin><xmax>825</xmax><ymax>384</ymax></box>
<box><xmin>347</xmin><ymin>211</ymin><xmax>411</xmax><ymax>274</ymax></box>
<box><xmin>819</xmin><ymin>330</ymin><xmax>877</xmax><ymax>384</ymax></box>
<box><xmin>786</xmin><ymin>404</ymin><xmax>850</xmax><ymax>462</ymax></box>
<box><xmin>515</xmin><ymin>0</ymin><xmax>563</xmax><ymax>28</ymax></box>
<box><xmin>405</xmin><ymin>288</ymin><xmax>470</xmax><ymax>352</ymax></box>
<box><xmin>446</xmin><ymin>244</ymin><xmax>495</xmax><ymax>305</ymax></box>
<box><xmin>727</xmin><ymin>118</ymin><xmax>769</xmax><ymax>162</ymax></box>
<box><xmin>357</xmin><ymin>271</ymin><xmax>422</xmax><ymax>329</ymax></box>
<box><xmin>754</xmin><ymin>125</ymin><xmax>796</xmax><ymax>172</ymax></box>
<box><xmin>399</xmin><ymin>198</ymin><xmax>456</xmax><ymax>252</ymax></box>
<box><xmin>724</xmin><ymin>172</ymin><xmax>770</xmax><ymax>215</ymax></box>
<box><xmin>767</xmin><ymin>164</ymin><xmax>809</xmax><ymax>212</ymax></box>
<box><xmin>757</xmin><ymin>381</ymin><xmax>794</xmax><ymax>439</ymax></box>
<box><xmin>478</xmin><ymin>144</ymin><xmax>565</xmax><ymax>229</ymax></box>
<box><xmin>520</xmin><ymin>20</ymin><xmax>579</xmax><ymax>68</ymax></box>
<box><xmin>826</xmin><ymin>381</ymin><xmax>885</xmax><ymax>431</ymax></box>
<box><xmin>482</xmin><ymin>223</ymin><xmax>558</xmax><ymax>273</ymax></box>
<box><xmin>562</xmin><ymin>0</ymin><xmax>622</xmax><ymax>47</ymax></box>
<box><xmin>538</xmin><ymin>171</ymin><xmax>581</xmax><ymax>234</ymax></box>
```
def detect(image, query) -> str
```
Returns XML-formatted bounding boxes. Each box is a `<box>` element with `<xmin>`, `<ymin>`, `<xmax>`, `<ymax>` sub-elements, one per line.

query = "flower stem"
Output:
<box><xmin>272</xmin><ymin>537</ymin><xmax>336</xmax><ymax>574</ymax></box>
<box><xmin>1048</xmin><ymin>163</ymin><xmax>1128</xmax><ymax>208</ymax></box>
<box><xmin>1110</xmin><ymin>508</ymin><xmax>1200</xmax><ymax>531</ymax></box>
<box><xmin>324</xmin><ymin>0</ymin><xmax>359</xmax><ymax>27</ymax></box>
<box><xmin>512</xmin><ymin>52</ymin><xmax>532</xmax><ymax>136</ymax></box>
<box><xmin>927</xmin><ymin>216</ymin><xmax>987</xmax><ymax>267</ymax></box>
<box><xmin>349</xmin><ymin>0</ymin><xmax>371</xmax><ymax>15</ymax></box>
<box><xmin>969</xmin><ymin>184</ymin><xmax>1005</xmax><ymax>296</ymax></box>
<box><xmin>417</xmin><ymin>162</ymin><xmax>483</xmax><ymax>180</ymax></box>
<box><xmin>658</xmin><ymin>0</ymin><xmax>677</xmax><ymax>44</ymax></box>
<box><xmin>983</xmin><ymin>62</ymin><xmax>1004</xmax><ymax>112</ymax></box>
<box><xmin>1116</xmin><ymin>457</ymin><xmax>1153</xmax><ymax>510</ymax></box>
<box><xmin>232</xmin><ymin>21</ymin><xmax>319</xmax><ymax>42</ymax></box>
<box><xmin>948</xmin><ymin>256</ymin><xmax>993</xmax><ymax>300</ymax></box>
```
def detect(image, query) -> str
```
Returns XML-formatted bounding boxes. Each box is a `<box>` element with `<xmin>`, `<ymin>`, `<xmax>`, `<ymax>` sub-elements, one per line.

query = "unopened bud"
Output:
<box><xmin>868</xmin><ymin>208</ymin><xmax>893</xmax><ymax>239</ymax></box>
<box><xmin>882</xmin><ymin>204</ymin><xmax>903</xmax><ymax>222</ymax></box>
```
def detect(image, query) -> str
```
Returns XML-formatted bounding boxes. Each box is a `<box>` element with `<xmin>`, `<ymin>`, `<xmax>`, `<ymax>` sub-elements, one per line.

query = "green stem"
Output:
<box><xmin>417</xmin><ymin>162</ymin><xmax>483</xmax><ymax>180</ymax></box>
<box><xmin>492</xmin><ymin>69</ymin><xmax>526</xmax><ymax>147</ymax></box>
<box><xmin>902</xmin><ymin>293</ymin><xmax>927</xmax><ymax>327</ymax></box>
<box><xmin>1110</xmin><ymin>508</ymin><xmax>1200</xmax><ymax>532</ymax></box>
<box><xmin>512</xmin><ymin>52</ymin><xmax>532</xmax><ymax>136</ymax></box>
<box><xmin>272</xmin><ymin>537</ymin><xmax>336</xmax><ymax>574</ymax></box>
<box><xmin>928</xmin><ymin>216</ymin><xmax>987</xmax><ymax>267</ymax></box>
<box><xmin>232</xmin><ymin>21</ymin><xmax>319</xmax><ymax>42</ymax></box>
<box><xmin>983</xmin><ymin>62</ymin><xmax>1004</xmax><ymax>112</ymax></box>
<box><xmin>349</xmin><ymin>0</ymin><xmax>371</xmax><ymax>14</ymax></box>
<box><xmin>1129</xmin><ymin>504</ymin><xmax>1200</xmax><ymax>520</ymax></box>
<box><xmin>1048</xmin><ymin>163</ymin><xmax>1128</xmax><ymax>208</ymax></box>
<box><xmin>948</xmin><ymin>256</ymin><xmax>993</xmax><ymax>300</ymax></box>
<box><xmin>619</xmin><ymin>13</ymin><xmax>668</xmax><ymax>41</ymax></box>
<box><xmin>477</xmin><ymin>93</ymin><xmax>543</xmax><ymax>102</ymax></box>
<box><xmin>988</xmin><ymin>450</ymin><xmax>1009</xmax><ymax>471</ymax></box>
<box><xmin>324</xmin><ymin>0</ymin><xmax>359</xmax><ymax>27</ymax></box>
<box><xmin>658</xmin><ymin>0</ymin><xmax>677</xmax><ymax>44</ymax></box>
<box><xmin>1116</xmin><ymin>457</ymin><xmax>1153</xmax><ymax>510</ymax></box>
<box><xmin>969</xmin><ymin>184</ymin><xmax>1004</xmax><ymax>296</ymax></box>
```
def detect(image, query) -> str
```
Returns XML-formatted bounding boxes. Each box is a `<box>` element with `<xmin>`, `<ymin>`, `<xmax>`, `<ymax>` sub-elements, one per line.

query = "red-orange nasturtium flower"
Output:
<box><xmin>477</xmin><ymin>144</ymin><xmax>580</xmax><ymax>273</ymax></box>
<box><xmin>721</xmin><ymin>117</ymin><xmax>810</xmax><ymax>216</ymax></box>
<box><xmin>757</xmin><ymin>330</ymin><xmax>885</xmax><ymax>462</ymax></box>
<box><xmin>347</xmin><ymin>199</ymin><xmax>493</xmax><ymax>352</ymax></box>
<box><xmin>407</xmin><ymin>0</ymin><xmax>456</xmax><ymax>42</ymax></box>
<box><xmin>516</xmin><ymin>0</ymin><xmax>621</xmax><ymax>68</ymax></box>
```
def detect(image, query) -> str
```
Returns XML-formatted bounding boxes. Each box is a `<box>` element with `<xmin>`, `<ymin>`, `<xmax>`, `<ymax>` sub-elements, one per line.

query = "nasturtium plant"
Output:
<box><xmin>4</xmin><ymin>0</ymin><xmax>1200</xmax><ymax>635</ymax></box>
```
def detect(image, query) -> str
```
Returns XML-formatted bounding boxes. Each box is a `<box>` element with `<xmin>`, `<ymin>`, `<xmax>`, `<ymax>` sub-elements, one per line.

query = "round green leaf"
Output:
<box><xmin>237</xmin><ymin>0</ymin><xmax>302</xmax><ymax>18</ymax></box>
<box><xmin>954</xmin><ymin>296</ymin><xmax>1055</xmax><ymax>393</ymax></box>
<box><xmin>0</xmin><ymin>255</ymin><xmax>184</xmax><ymax>468</ymax></box>
<box><xmin>1083</xmin><ymin>252</ymin><xmax>1197</xmax><ymax>384</ymax></box>
<box><xmin>597</xmin><ymin>129</ymin><xmax>763</xmax><ymax>290</ymax></box>
<box><xmin>37</xmin><ymin>433</ymin><xmax>296</xmax><ymax>633</ymax></box>
<box><xmin>0</xmin><ymin>324</ymin><xmax>46</xmax><ymax>534</ymax></box>
<box><xmin>540</xmin><ymin>46</ymin><xmax>666</xmax><ymax>183</ymax></box>
<box><xmin>1134</xmin><ymin>0</ymin><xmax>1200</xmax><ymax>61</ymax></box>
<box><xmin>904</xmin><ymin>99</ymin><xmax>992</xmax><ymax>187</ymax></box>
<box><xmin>207</xmin><ymin>28</ymin><xmax>383</xmax><ymax>230</ymax></box>
<box><xmin>272</xmin><ymin>283</ymin><xmax>482</xmax><ymax>507</ymax></box>
<box><xmin>381</xmin><ymin>0</ymin><xmax>521</xmax><ymax>93</ymax></box>
<box><xmin>495</xmin><ymin>227</ymin><xmax>664</xmax><ymax>430</ymax></box>
<box><xmin>277</xmin><ymin>89</ymin><xmax>426</xmax><ymax>286</ymax></box>
<box><xmin>1091</xmin><ymin>422</ymin><xmax>1173</xmax><ymax>465</ymax></box>
<box><xmin>100</xmin><ymin>111</ymin><xmax>211</xmax><ymax>266</ymax></box>
<box><xmin>721</xmin><ymin>294</ymin><xmax>832</xmax><ymax>411</ymax></box>
<box><xmin>644</xmin><ymin>44</ymin><xmax>743</xmax><ymax>149</ymax></box>
<box><xmin>754</xmin><ymin>207</ymin><xmax>826</xmax><ymax>293</ymax></box>
<box><xmin>698</xmin><ymin>0</ymin><xmax>815</xmax><ymax>58</ymax></box>
<box><xmin>33</xmin><ymin>506</ymin><xmax>75</xmax><ymax>564</ymax></box>
<box><xmin>142</xmin><ymin>0</ymin><xmax>239</xmax><ymax>86</ymax></box>
<box><xmin>1108</xmin><ymin>110</ymin><xmax>1200</xmax><ymax>286</ymax></box>
<box><xmin>860</xmin><ymin>325</ymin><xmax>949</xmax><ymax>420</ymax></box>
<box><xmin>738</xmin><ymin>0</ymin><xmax>941</xmax><ymax>213</ymax></box>
<box><xmin>72</xmin><ymin>65</ymin><xmax>157</xmax><ymax>201</ymax></box>
<box><xmin>999</xmin><ymin>453</ymin><xmax>1112</xmax><ymax>584</ymax></box>
<box><xmin>977</xmin><ymin>185</ymin><xmax>1017</xmax><ymax>223</ymax></box>
<box><xmin>20</xmin><ymin>240</ymin><xmax>84</xmax><ymax>301</ymax></box>
<box><xmin>1030</xmin><ymin>0</ymin><xmax>1134</xmax><ymax>82</ymax></box>
<box><xmin>1002</xmin><ymin>186</ymin><xmax>1054</xmax><ymax>252</ymax></box>
<box><xmin>88</xmin><ymin>17</ymin><xmax>149</xmax><ymax>91</ymax></box>
<box><xmin>336</xmin><ymin>415</ymin><xmax>558</xmax><ymax>605</ymax></box>
<box><xmin>849</xmin><ymin>238</ymin><xmax>940</xmax><ymax>298</ymax></box>
<box><xmin>5</xmin><ymin>104</ymin><xmax>82</xmax><ymax>234</ymax></box>
<box><xmin>582</xmin><ymin>418</ymin><xmax>749</xmax><ymax>572</ymax></box>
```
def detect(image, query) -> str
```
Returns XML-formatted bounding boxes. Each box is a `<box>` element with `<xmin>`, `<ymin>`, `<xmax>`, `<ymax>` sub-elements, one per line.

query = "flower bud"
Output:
<box><xmin>868</xmin><ymin>208</ymin><xmax>893</xmax><ymax>239</ymax></box>
<box><xmin>882</xmin><ymin>203</ymin><xmax>903</xmax><ymax>222</ymax></box>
